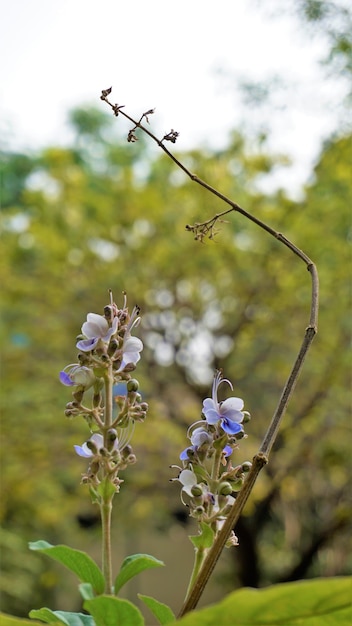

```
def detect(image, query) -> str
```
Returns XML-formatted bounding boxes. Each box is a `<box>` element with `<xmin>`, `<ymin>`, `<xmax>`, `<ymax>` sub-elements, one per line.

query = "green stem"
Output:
<box><xmin>104</xmin><ymin>364</ymin><xmax>114</xmax><ymax>430</ymax></box>
<box><xmin>211</xmin><ymin>448</ymin><xmax>222</xmax><ymax>482</ymax></box>
<box><xmin>101</xmin><ymin>498</ymin><xmax>113</xmax><ymax>594</ymax></box>
<box><xmin>183</xmin><ymin>449</ymin><xmax>222</xmax><ymax>606</ymax></box>
<box><xmin>101</xmin><ymin>362</ymin><xmax>114</xmax><ymax>594</ymax></box>
<box><xmin>184</xmin><ymin>546</ymin><xmax>207</xmax><ymax>606</ymax></box>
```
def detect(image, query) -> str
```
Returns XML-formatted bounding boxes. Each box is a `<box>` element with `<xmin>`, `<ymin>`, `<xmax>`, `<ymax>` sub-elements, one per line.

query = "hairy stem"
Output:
<box><xmin>184</xmin><ymin>546</ymin><xmax>208</xmax><ymax>607</ymax></box>
<box><xmin>101</xmin><ymin>498</ymin><xmax>113</xmax><ymax>594</ymax></box>
<box><xmin>101</xmin><ymin>363</ymin><xmax>114</xmax><ymax>593</ymax></box>
<box><xmin>103</xmin><ymin>364</ymin><xmax>114</xmax><ymax>431</ymax></box>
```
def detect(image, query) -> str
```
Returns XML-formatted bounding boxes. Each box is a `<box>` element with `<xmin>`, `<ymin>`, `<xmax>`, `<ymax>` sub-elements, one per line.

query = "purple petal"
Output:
<box><xmin>74</xmin><ymin>444</ymin><xmax>92</xmax><ymax>458</ymax></box>
<box><xmin>221</xmin><ymin>419</ymin><xmax>244</xmax><ymax>436</ymax></box>
<box><xmin>59</xmin><ymin>371</ymin><xmax>75</xmax><ymax>386</ymax></box>
<box><xmin>223</xmin><ymin>445</ymin><xmax>233</xmax><ymax>457</ymax></box>
<box><xmin>221</xmin><ymin>408</ymin><xmax>244</xmax><ymax>425</ymax></box>
<box><xmin>180</xmin><ymin>447</ymin><xmax>193</xmax><ymax>460</ymax></box>
<box><xmin>203</xmin><ymin>408</ymin><xmax>221</xmax><ymax>425</ymax></box>
<box><xmin>202</xmin><ymin>398</ymin><xmax>215</xmax><ymax>412</ymax></box>
<box><xmin>191</xmin><ymin>428</ymin><xmax>211</xmax><ymax>447</ymax></box>
<box><xmin>76</xmin><ymin>337</ymin><xmax>99</xmax><ymax>352</ymax></box>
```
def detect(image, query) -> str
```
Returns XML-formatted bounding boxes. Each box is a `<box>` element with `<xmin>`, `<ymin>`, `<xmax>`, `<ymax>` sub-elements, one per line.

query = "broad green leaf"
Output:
<box><xmin>176</xmin><ymin>577</ymin><xmax>352</xmax><ymax>625</ymax></box>
<box><xmin>29</xmin><ymin>609</ymin><xmax>93</xmax><ymax>626</ymax></box>
<box><xmin>29</xmin><ymin>541</ymin><xmax>105</xmax><ymax>594</ymax></box>
<box><xmin>114</xmin><ymin>553</ymin><xmax>164</xmax><ymax>594</ymax></box>
<box><xmin>0</xmin><ymin>613</ymin><xmax>48</xmax><ymax>626</ymax></box>
<box><xmin>29</xmin><ymin>609</ymin><xmax>67</xmax><ymax>625</ymax></box>
<box><xmin>138</xmin><ymin>594</ymin><xmax>175</xmax><ymax>625</ymax></box>
<box><xmin>84</xmin><ymin>596</ymin><xmax>144</xmax><ymax>626</ymax></box>
<box><xmin>189</xmin><ymin>522</ymin><xmax>214</xmax><ymax>549</ymax></box>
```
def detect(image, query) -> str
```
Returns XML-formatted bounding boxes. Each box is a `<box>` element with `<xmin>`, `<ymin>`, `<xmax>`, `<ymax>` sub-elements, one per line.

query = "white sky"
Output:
<box><xmin>0</xmin><ymin>0</ymin><xmax>347</xmax><ymax>194</ymax></box>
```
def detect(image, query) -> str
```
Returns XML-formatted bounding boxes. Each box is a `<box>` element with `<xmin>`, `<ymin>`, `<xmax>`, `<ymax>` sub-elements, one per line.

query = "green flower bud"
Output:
<box><xmin>191</xmin><ymin>484</ymin><xmax>203</xmax><ymax>497</ymax></box>
<box><xmin>106</xmin><ymin>429</ymin><xmax>118</xmax><ymax>451</ymax></box>
<box><xmin>127</xmin><ymin>379</ymin><xmax>139</xmax><ymax>392</ymax></box>
<box><xmin>242</xmin><ymin>461</ymin><xmax>252</xmax><ymax>473</ymax></box>
<box><xmin>86</xmin><ymin>440</ymin><xmax>99</xmax><ymax>454</ymax></box>
<box><xmin>219</xmin><ymin>481</ymin><xmax>233</xmax><ymax>496</ymax></box>
<box><xmin>108</xmin><ymin>338</ymin><xmax>119</xmax><ymax>355</ymax></box>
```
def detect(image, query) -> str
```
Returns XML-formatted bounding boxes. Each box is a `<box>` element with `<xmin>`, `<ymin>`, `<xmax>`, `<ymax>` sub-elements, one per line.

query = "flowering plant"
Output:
<box><xmin>5</xmin><ymin>93</ymin><xmax>348</xmax><ymax>626</ymax></box>
<box><xmin>27</xmin><ymin>288</ymin><xmax>256</xmax><ymax>624</ymax></box>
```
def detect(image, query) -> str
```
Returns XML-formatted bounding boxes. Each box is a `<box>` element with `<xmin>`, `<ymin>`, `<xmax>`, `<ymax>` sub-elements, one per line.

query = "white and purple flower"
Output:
<box><xmin>117</xmin><ymin>306</ymin><xmax>143</xmax><ymax>372</ymax></box>
<box><xmin>180</xmin><ymin>426</ymin><xmax>212</xmax><ymax>460</ymax></box>
<box><xmin>76</xmin><ymin>313</ymin><xmax>118</xmax><ymax>352</ymax></box>
<box><xmin>59</xmin><ymin>364</ymin><xmax>96</xmax><ymax>388</ymax></box>
<box><xmin>202</xmin><ymin>371</ymin><xmax>245</xmax><ymax>436</ymax></box>
<box><xmin>117</xmin><ymin>335</ymin><xmax>143</xmax><ymax>372</ymax></box>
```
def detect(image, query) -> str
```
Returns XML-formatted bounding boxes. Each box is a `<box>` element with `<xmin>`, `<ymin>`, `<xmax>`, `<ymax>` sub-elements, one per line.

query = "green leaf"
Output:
<box><xmin>138</xmin><ymin>594</ymin><xmax>175</xmax><ymax>625</ymax></box>
<box><xmin>28</xmin><ymin>541</ymin><xmax>105</xmax><ymax>594</ymax></box>
<box><xmin>79</xmin><ymin>583</ymin><xmax>95</xmax><ymax>600</ymax></box>
<box><xmin>28</xmin><ymin>609</ymin><xmax>93</xmax><ymax>626</ymax></box>
<box><xmin>96</xmin><ymin>477</ymin><xmax>117</xmax><ymax>500</ymax></box>
<box><xmin>189</xmin><ymin>522</ymin><xmax>214</xmax><ymax>549</ymax></box>
<box><xmin>176</xmin><ymin>577</ymin><xmax>352</xmax><ymax>625</ymax></box>
<box><xmin>84</xmin><ymin>596</ymin><xmax>144</xmax><ymax>626</ymax></box>
<box><xmin>114</xmin><ymin>553</ymin><xmax>164</xmax><ymax>595</ymax></box>
<box><xmin>0</xmin><ymin>613</ymin><xmax>47</xmax><ymax>626</ymax></box>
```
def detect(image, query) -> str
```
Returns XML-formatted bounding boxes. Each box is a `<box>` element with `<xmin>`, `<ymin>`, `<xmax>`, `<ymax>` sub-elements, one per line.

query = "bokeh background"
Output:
<box><xmin>1</xmin><ymin>0</ymin><xmax>351</xmax><ymax>618</ymax></box>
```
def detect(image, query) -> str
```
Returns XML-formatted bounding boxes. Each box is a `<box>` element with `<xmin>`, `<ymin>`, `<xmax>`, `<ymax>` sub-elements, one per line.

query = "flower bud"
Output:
<box><xmin>77</xmin><ymin>352</ymin><xmax>90</xmax><ymax>365</ymax></box>
<box><xmin>242</xmin><ymin>411</ymin><xmax>251</xmax><ymax>424</ymax></box>
<box><xmin>241</xmin><ymin>461</ymin><xmax>252</xmax><ymax>473</ymax></box>
<box><xmin>86</xmin><ymin>440</ymin><xmax>99</xmax><ymax>455</ymax></box>
<box><xmin>127</xmin><ymin>379</ymin><xmax>139</xmax><ymax>392</ymax></box>
<box><xmin>121</xmin><ymin>444</ymin><xmax>134</xmax><ymax>459</ymax></box>
<box><xmin>191</xmin><ymin>484</ymin><xmax>203</xmax><ymax>497</ymax></box>
<box><xmin>219</xmin><ymin>481</ymin><xmax>233</xmax><ymax>496</ymax></box>
<box><xmin>108</xmin><ymin>338</ymin><xmax>119</xmax><ymax>356</ymax></box>
<box><xmin>106</xmin><ymin>429</ymin><xmax>118</xmax><ymax>451</ymax></box>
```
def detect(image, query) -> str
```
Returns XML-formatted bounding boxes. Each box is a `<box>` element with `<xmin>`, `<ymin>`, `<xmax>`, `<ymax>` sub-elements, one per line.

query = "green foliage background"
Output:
<box><xmin>1</xmin><ymin>103</ymin><xmax>351</xmax><ymax>616</ymax></box>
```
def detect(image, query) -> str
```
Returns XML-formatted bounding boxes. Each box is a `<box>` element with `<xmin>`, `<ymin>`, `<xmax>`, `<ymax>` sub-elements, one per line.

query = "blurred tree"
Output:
<box><xmin>0</xmin><ymin>107</ymin><xmax>351</xmax><ymax>614</ymax></box>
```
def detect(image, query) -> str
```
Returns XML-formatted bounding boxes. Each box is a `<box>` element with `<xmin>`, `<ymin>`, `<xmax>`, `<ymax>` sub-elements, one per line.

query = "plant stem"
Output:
<box><xmin>101</xmin><ymin>363</ymin><xmax>114</xmax><ymax>594</ymax></box>
<box><xmin>101</xmin><ymin>498</ymin><xmax>113</xmax><ymax>594</ymax></box>
<box><xmin>184</xmin><ymin>547</ymin><xmax>207</xmax><ymax>607</ymax></box>
<box><xmin>211</xmin><ymin>448</ymin><xmax>222</xmax><ymax>482</ymax></box>
<box><xmin>104</xmin><ymin>365</ymin><xmax>114</xmax><ymax>431</ymax></box>
<box><xmin>178</xmin><ymin>453</ymin><xmax>267</xmax><ymax>617</ymax></box>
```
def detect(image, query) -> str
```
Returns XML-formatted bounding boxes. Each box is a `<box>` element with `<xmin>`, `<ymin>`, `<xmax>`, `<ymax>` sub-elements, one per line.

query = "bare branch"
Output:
<box><xmin>100</xmin><ymin>88</ymin><xmax>319</xmax><ymax>615</ymax></box>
